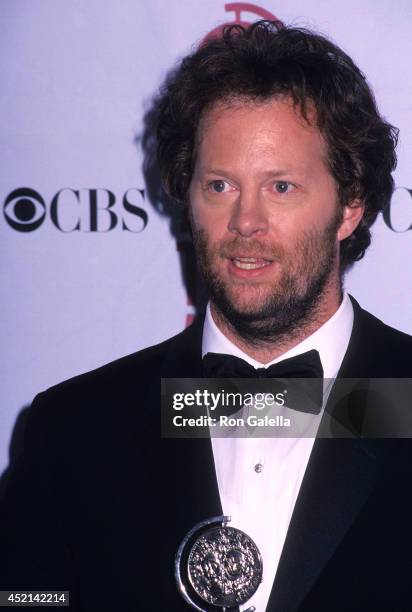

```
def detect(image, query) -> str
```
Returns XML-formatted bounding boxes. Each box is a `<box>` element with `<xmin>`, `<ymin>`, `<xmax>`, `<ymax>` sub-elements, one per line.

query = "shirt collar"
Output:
<box><xmin>202</xmin><ymin>293</ymin><xmax>354</xmax><ymax>379</ymax></box>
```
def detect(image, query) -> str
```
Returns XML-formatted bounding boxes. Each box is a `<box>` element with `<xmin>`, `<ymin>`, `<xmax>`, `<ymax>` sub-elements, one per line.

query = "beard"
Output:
<box><xmin>191</xmin><ymin>215</ymin><xmax>342</xmax><ymax>345</ymax></box>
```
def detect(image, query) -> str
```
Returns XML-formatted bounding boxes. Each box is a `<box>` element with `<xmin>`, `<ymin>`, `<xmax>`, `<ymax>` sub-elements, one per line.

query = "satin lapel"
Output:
<box><xmin>266</xmin><ymin>438</ymin><xmax>384</xmax><ymax>612</ymax></box>
<box><xmin>266</xmin><ymin>298</ymin><xmax>388</xmax><ymax>612</ymax></box>
<box><xmin>136</xmin><ymin>318</ymin><xmax>223</xmax><ymax>610</ymax></box>
<box><xmin>161</xmin><ymin>317</ymin><xmax>223</xmax><ymax>532</ymax></box>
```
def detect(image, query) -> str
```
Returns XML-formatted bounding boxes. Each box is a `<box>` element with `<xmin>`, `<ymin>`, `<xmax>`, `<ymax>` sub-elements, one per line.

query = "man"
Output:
<box><xmin>1</xmin><ymin>20</ymin><xmax>411</xmax><ymax>612</ymax></box>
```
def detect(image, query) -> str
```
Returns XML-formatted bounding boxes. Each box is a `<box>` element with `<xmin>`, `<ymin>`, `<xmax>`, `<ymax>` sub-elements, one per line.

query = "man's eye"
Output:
<box><xmin>274</xmin><ymin>181</ymin><xmax>293</xmax><ymax>194</ymax></box>
<box><xmin>208</xmin><ymin>180</ymin><xmax>231</xmax><ymax>193</ymax></box>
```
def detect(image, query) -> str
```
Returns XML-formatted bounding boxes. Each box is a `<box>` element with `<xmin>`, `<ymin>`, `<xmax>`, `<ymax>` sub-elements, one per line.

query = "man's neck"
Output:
<box><xmin>210</xmin><ymin>289</ymin><xmax>342</xmax><ymax>364</ymax></box>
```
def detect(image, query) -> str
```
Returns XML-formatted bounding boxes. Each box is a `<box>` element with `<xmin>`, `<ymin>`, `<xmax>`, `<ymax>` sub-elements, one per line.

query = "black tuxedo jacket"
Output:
<box><xmin>1</xmin><ymin>298</ymin><xmax>412</xmax><ymax>611</ymax></box>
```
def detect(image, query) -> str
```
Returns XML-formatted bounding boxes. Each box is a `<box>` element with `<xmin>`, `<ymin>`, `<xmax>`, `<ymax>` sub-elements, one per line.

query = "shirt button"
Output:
<box><xmin>254</xmin><ymin>463</ymin><xmax>263</xmax><ymax>473</ymax></box>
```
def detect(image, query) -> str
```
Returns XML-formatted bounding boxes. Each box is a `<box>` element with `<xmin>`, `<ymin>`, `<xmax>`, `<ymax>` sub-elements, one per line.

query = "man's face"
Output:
<box><xmin>189</xmin><ymin>97</ymin><xmax>356</xmax><ymax>339</ymax></box>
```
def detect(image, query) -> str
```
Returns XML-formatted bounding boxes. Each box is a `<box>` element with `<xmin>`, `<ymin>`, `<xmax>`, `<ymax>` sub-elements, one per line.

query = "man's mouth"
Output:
<box><xmin>231</xmin><ymin>257</ymin><xmax>273</xmax><ymax>270</ymax></box>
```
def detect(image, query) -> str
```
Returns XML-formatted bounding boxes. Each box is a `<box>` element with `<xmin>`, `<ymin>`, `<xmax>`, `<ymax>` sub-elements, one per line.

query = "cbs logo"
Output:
<box><xmin>3</xmin><ymin>187</ymin><xmax>148</xmax><ymax>233</ymax></box>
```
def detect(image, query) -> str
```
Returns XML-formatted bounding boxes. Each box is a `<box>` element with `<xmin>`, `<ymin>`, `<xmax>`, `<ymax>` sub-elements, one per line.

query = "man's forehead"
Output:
<box><xmin>194</xmin><ymin>95</ymin><xmax>325</xmax><ymax>170</ymax></box>
<box><xmin>196</xmin><ymin>95</ymin><xmax>320</xmax><ymax>146</ymax></box>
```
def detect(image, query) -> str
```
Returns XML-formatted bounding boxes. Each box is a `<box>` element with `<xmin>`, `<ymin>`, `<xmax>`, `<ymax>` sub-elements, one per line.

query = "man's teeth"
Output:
<box><xmin>232</xmin><ymin>257</ymin><xmax>271</xmax><ymax>270</ymax></box>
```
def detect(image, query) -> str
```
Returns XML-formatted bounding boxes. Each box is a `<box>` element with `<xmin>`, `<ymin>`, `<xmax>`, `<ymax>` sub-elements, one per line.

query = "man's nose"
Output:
<box><xmin>227</xmin><ymin>191</ymin><xmax>269</xmax><ymax>237</ymax></box>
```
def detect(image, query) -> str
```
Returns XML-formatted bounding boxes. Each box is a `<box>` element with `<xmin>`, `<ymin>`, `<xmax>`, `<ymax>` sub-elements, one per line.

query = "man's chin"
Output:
<box><xmin>211</xmin><ymin>286</ymin><xmax>276</xmax><ymax>321</ymax></box>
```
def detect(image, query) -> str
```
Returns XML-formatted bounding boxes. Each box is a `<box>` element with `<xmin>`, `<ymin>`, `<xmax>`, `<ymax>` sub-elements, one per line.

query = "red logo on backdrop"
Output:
<box><xmin>205</xmin><ymin>3</ymin><xmax>279</xmax><ymax>41</ymax></box>
<box><xmin>179</xmin><ymin>3</ymin><xmax>279</xmax><ymax>328</ymax></box>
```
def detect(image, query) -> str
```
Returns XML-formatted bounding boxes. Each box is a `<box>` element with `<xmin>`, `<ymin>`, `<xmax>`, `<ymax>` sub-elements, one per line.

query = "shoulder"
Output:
<box><xmin>355</xmin><ymin>298</ymin><xmax>412</xmax><ymax>348</ymax></box>
<box><xmin>51</xmin><ymin>319</ymin><xmax>200</xmax><ymax>390</ymax></box>
<box><xmin>28</xmin><ymin>318</ymin><xmax>203</xmax><ymax>429</ymax></box>
<box><xmin>346</xmin><ymin>296</ymin><xmax>412</xmax><ymax>377</ymax></box>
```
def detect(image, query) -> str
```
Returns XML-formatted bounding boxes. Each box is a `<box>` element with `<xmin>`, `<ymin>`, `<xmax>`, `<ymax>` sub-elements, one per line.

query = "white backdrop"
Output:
<box><xmin>1</xmin><ymin>0</ymin><xmax>411</xmax><ymax>475</ymax></box>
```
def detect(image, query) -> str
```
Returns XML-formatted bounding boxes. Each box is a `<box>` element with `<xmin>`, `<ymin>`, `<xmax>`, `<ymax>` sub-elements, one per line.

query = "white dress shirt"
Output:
<box><xmin>202</xmin><ymin>293</ymin><xmax>354</xmax><ymax>611</ymax></box>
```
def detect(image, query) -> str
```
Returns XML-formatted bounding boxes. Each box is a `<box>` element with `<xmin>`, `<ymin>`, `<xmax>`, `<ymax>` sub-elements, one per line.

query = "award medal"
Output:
<box><xmin>175</xmin><ymin>516</ymin><xmax>263</xmax><ymax>611</ymax></box>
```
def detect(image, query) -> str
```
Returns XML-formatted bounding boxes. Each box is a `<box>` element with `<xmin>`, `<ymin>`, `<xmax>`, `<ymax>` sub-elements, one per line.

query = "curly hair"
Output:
<box><xmin>156</xmin><ymin>20</ymin><xmax>398</xmax><ymax>270</ymax></box>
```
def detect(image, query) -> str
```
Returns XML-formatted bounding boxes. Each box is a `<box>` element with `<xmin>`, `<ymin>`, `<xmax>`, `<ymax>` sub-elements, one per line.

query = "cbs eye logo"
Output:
<box><xmin>4</xmin><ymin>188</ymin><xmax>46</xmax><ymax>232</ymax></box>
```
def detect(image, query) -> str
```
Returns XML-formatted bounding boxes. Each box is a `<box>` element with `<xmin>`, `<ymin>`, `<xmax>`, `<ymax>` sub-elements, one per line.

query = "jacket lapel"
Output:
<box><xmin>266</xmin><ymin>298</ymin><xmax>390</xmax><ymax>612</ymax></box>
<box><xmin>266</xmin><ymin>437</ymin><xmax>385</xmax><ymax>612</ymax></box>
<box><xmin>160</xmin><ymin>316</ymin><xmax>223</xmax><ymax>531</ymax></box>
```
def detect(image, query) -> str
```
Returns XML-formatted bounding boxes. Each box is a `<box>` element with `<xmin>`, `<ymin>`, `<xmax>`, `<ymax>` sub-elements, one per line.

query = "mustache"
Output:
<box><xmin>217</xmin><ymin>237</ymin><xmax>285</xmax><ymax>260</ymax></box>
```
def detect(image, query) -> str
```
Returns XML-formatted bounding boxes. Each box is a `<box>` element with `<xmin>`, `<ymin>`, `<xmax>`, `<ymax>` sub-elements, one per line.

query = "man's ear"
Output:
<box><xmin>337</xmin><ymin>201</ymin><xmax>365</xmax><ymax>242</ymax></box>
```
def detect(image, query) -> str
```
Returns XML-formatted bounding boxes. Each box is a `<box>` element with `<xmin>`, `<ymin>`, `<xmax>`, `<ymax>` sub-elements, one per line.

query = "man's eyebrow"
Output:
<box><xmin>202</xmin><ymin>168</ymin><xmax>302</xmax><ymax>179</ymax></box>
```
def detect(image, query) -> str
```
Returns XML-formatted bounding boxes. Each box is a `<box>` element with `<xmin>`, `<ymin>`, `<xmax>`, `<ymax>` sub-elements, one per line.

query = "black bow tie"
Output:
<box><xmin>202</xmin><ymin>349</ymin><xmax>323</xmax><ymax>379</ymax></box>
<box><xmin>202</xmin><ymin>350</ymin><xmax>323</xmax><ymax>415</ymax></box>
